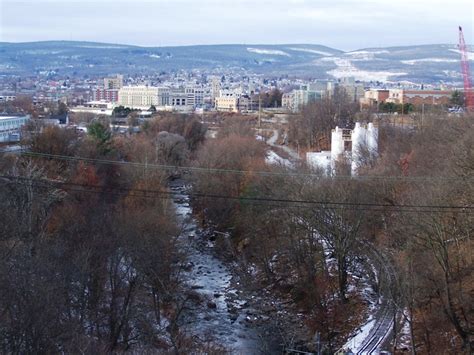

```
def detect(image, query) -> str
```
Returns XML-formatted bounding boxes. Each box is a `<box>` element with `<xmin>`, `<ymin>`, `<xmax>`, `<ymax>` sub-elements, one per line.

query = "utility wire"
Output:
<box><xmin>1</xmin><ymin>175</ymin><xmax>472</xmax><ymax>214</ymax></box>
<box><xmin>19</xmin><ymin>151</ymin><xmax>474</xmax><ymax>182</ymax></box>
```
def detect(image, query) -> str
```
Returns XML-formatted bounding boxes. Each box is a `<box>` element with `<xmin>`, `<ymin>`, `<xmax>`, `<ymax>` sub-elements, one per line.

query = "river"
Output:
<box><xmin>170</xmin><ymin>181</ymin><xmax>263</xmax><ymax>353</ymax></box>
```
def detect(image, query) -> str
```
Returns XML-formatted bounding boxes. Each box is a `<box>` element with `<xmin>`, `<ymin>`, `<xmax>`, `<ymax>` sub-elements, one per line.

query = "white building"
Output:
<box><xmin>0</xmin><ymin>95</ymin><xmax>16</xmax><ymax>103</ymax></box>
<box><xmin>118</xmin><ymin>86</ymin><xmax>159</xmax><ymax>109</ymax></box>
<box><xmin>215</xmin><ymin>96</ymin><xmax>239</xmax><ymax>112</ymax></box>
<box><xmin>185</xmin><ymin>87</ymin><xmax>206</xmax><ymax>108</ymax></box>
<box><xmin>306</xmin><ymin>123</ymin><xmax>378</xmax><ymax>175</ymax></box>
<box><xmin>351</xmin><ymin>122</ymin><xmax>378</xmax><ymax>174</ymax></box>
<box><xmin>282</xmin><ymin>85</ymin><xmax>325</xmax><ymax>112</ymax></box>
<box><xmin>0</xmin><ymin>115</ymin><xmax>30</xmax><ymax>142</ymax></box>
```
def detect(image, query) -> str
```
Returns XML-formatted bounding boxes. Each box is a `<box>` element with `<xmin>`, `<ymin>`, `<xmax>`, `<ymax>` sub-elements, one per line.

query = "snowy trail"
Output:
<box><xmin>170</xmin><ymin>182</ymin><xmax>261</xmax><ymax>353</ymax></box>
<box><xmin>266</xmin><ymin>129</ymin><xmax>300</xmax><ymax>160</ymax></box>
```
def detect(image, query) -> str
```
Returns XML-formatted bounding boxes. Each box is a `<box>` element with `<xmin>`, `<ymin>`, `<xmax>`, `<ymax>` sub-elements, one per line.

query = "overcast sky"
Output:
<box><xmin>0</xmin><ymin>0</ymin><xmax>472</xmax><ymax>50</ymax></box>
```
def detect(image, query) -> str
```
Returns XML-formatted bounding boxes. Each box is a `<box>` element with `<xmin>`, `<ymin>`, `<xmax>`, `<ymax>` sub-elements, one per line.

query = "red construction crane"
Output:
<box><xmin>458</xmin><ymin>26</ymin><xmax>474</xmax><ymax>111</ymax></box>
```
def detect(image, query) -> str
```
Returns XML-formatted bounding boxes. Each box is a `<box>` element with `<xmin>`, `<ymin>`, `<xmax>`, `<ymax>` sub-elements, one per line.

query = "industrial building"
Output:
<box><xmin>360</xmin><ymin>89</ymin><xmax>390</xmax><ymax>108</ymax></box>
<box><xmin>386</xmin><ymin>89</ymin><xmax>453</xmax><ymax>106</ymax></box>
<box><xmin>306</xmin><ymin>122</ymin><xmax>378</xmax><ymax>175</ymax></box>
<box><xmin>215</xmin><ymin>95</ymin><xmax>239</xmax><ymax>112</ymax></box>
<box><xmin>0</xmin><ymin>115</ymin><xmax>30</xmax><ymax>143</ymax></box>
<box><xmin>118</xmin><ymin>86</ymin><xmax>159</xmax><ymax>109</ymax></box>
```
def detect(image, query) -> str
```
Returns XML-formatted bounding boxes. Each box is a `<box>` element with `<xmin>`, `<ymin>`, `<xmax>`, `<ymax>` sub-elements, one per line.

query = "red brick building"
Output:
<box><xmin>92</xmin><ymin>88</ymin><xmax>119</xmax><ymax>103</ymax></box>
<box><xmin>387</xmin><ymin>89</ymin><xmax>452</xmax><ymax>106</ymax></box>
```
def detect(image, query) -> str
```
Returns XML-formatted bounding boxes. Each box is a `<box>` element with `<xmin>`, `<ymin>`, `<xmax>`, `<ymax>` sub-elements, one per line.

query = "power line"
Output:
<box><xmin>1</xmin><ymin>175</ymin><xmax>472</xmax><ymax>214</ymax></box>
<box><xmin>19</xmin><ymin>151</ymin><xmax>474</xmax><ymax>182</ymax></box>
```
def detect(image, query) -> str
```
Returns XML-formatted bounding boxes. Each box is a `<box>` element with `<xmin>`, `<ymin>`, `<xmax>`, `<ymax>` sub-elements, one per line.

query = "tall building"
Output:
<box><xmin>118</xmin><ymin>86</ymin><xmax>159</xmax><ymax>109</ymax></box>
<box><xmin>339</xmin><ymin>77</ymin><xmax>365</xmax><ymax>103</ymax></box>
<box><xmin>211</xmin><ymin>77</ymin><xmax>221</xmax><ymax>105</ymax></box>
<box><xmin>104</xmin><ymin>75</ymin><xmax>124</xmax><ymax>90</ymax></box>
<box><xmin>282</xmin><ymin>92</ymin><xmax>293</xmax><ymax>111</ymax></box>
<box><xmin>185</xmin><ymin>87</ymin><xmax>205</xmax><ymax>108</ymax></box>
<box><xmin>92</xmin><ymin>88</ymin><xmax>119</xmax><ymax>103</ymax></box>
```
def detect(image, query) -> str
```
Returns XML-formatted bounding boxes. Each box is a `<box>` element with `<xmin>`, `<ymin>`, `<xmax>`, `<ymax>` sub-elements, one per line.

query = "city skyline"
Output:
<box><xmin>1</xmin><ymin>0</ymin><xmax>472</xmax><ymax>50</ymax></box>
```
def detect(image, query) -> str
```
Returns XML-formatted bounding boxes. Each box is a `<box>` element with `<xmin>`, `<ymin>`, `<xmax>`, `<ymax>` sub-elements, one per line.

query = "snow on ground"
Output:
<box><xmin>78</xmin><ymin>45</ymin><xmax>128</xmax><ymax>49</ymax></box>
<box><xmin>401</xmin><ymin>58</ymin><xmax>458</xmax><ymax>65</ymax></box>
<box><xmin>347</xmin><ymin>50</ymin><xmax>390</xmax><ymax>55</ymax></box>
<box><xmin>398</xmin><ymin>309</ymin><xmax>412</xmax><ymax>351</ymax></box>
<box><xmin>449</xmin><ymin>49</ymin><xmax>474</xmax><ymax>60</ymax></box>
<box><xmin>149</xmin><ymin>54</ymin><xmax>161</xmax><ymax>59</ymax></box>
<box><xmin>443</xmin><ymin>70</ymin><xmax>462</xmax><ymax>78</ymax></box>
<box><xmin>247</xmin><ymin>48</ymin><xmax>291</xmax><ymax>57</ymax></box>
<box><xmin>325</xmin><ymin>57</ymin><xmax>406</xmax><ymax>82</ymax></box>
<box><xmin>287</xmin><ymin>47</ymin><xmax>333</xmax><ymax>56</ymax></box>
<box><xmin>344</xmin><ymin>317</ymin><xmax>376</xmax><ymax>352</ymax></box>
<box><xmin>266</xmin><ymin>129</ymin><xmax>300</xmax><ymax>160</ymax></box>
<box><xmin>265</xmin><ymin>150</ymin><xmax>293</xmax><ymax>168</ymax></box>
<box><xmin>344</xmin><ymin>50</ymin><xmax>387</xmax><ymax>61</ymax></box>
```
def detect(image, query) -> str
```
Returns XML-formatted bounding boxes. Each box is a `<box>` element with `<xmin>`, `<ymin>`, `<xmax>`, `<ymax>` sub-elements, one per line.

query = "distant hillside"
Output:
<box><xmin>0</xmin><ymin>41</ymin><xmax>472</xmax><ymax>84</ymax></box>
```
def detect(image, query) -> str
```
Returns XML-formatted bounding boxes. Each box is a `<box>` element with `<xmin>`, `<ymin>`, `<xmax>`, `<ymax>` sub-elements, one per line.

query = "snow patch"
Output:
<box><xmin>265</xmin><ymin>150</ymin><xmax>293</xmax><ymax>167</ymax></box>
<box><xmin>247</xmin><ymin>48</ymin><xmax>291</xmax><ymax>57</ymax></box>
<box><xmin>344</xmin><ymin>50</ymin><xmax>388</xmax><ymax>61</ymax></box>
<box><xmin>449</xmin><ymin>49</ymin><xmax>474</xmax><ymax>60</ymax></box>
<box><xmin>344</xmin><ymin>318</ymin><xmax>376</xmax><ymax>351</ymax></box>
<box><xmin>288</xmin><ymin>47</ymin><xmax>333</xmax><ymax>56</ymax></box>
<box><xmin>443</xmin><ymin>70</ymin><xmax>462</xmax><ymax>78</ymax></box>
<box><xmin>347</xmin><ymin>50</ymin><xmax>390</xmax><ymax>55</ymax></box>
<box><xmin>149</xmin><ymin>54</ymin><xmax>161</xmax><ymax>59</ymax></box>
<box><xmin>326</xmin><ymin>57</ymin><xmax>406</xmax><ymax>82</ymax></box>
<box><xmin>401</xmin><ymin>58</ymin><xmax>458</xmax><ymax>65</ymax></box>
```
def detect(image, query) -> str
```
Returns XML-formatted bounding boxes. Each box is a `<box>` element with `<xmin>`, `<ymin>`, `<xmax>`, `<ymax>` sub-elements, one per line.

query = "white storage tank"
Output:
<box><xmin>331</xmin><ymin>126</ymin><xmax>344</xmax><ymax>161</ymax></box>
<box><xmin>367</xmin><ymin>122</ymin><xmax>378</xmax><ymax>155</ymax></box>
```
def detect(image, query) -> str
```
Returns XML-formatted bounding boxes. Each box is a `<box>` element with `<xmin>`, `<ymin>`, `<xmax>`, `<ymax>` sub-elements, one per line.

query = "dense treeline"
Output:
<box><xmin>190</xmin><ymin>114</ymin><xmax>473</xmax><ymax>352</ymax></box>
<box><xmin>0</xmin><ymin>107</ymin><xmax>472</xmax><ymax>353</ymax></box>
<box><xmin>0</xmin><ymin>115</ymin><xmax>218</xmax><ymax>353</ymax></box>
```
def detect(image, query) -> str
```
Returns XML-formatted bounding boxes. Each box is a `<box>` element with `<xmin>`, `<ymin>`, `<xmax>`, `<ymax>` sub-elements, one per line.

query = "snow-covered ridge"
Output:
<box><xmin>323</xmin><ymin>57</ymin><xmax>406</xmax><ymax>82</ymax></box>
<box><xmin>347</xmin><ymin>50</ymin><xmax>390</xmax><ymax>55</ymax></box>
<box><xmin>247</xmin><ymin>47</ymin><xmax>291</xmax><ymax>56</ymax></box>
<box><xmin>287</xmin><ymin>47</ymin><xmax>333</xmax><ymax>56</ymax></box>
<box><xmin>401</xmin><ymin>58</ymin><xmax>458</xmax><ymax>65</ymax></box>
<box><xmin>343</xmin><ymin>50</ymin><xmax>389</xmax><ymax>61</ymax></box>
<box><xmin>449</xmin><ymin>49</ymin><xmax>474</xmax><ymax>60</ymax></box>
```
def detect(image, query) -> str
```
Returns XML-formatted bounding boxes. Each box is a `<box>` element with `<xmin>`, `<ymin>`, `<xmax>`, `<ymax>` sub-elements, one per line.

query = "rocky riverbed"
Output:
<box><xmin>171</xmin><ymin>182</ymin><xmax>267</xmax><ymax>353</ymax></box>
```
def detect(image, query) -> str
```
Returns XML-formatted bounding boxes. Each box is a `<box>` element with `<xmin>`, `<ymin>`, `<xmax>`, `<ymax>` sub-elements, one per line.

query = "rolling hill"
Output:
<box><xmin>0</xmin><ymin>41</ymin><xmax>472</xmax><ymax>84</ymax></box>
